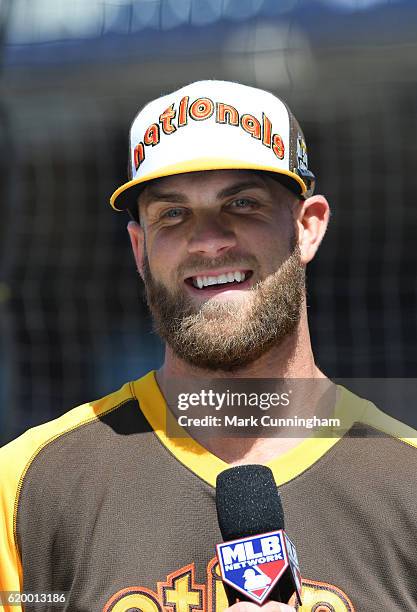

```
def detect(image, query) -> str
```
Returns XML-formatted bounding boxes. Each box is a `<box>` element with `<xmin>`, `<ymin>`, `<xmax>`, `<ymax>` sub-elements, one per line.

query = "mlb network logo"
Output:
<box><xmin>216</xmin><ymin>530</ymin><xmax>299</xmax><ymax>605</ymax></box>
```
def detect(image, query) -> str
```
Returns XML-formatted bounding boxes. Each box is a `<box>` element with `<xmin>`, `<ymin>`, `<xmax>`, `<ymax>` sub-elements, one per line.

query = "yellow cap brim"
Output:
<box><xmin>109</xmin><ymin>157</ymin><xmax>307</xmax><ymax>212</ymax></box>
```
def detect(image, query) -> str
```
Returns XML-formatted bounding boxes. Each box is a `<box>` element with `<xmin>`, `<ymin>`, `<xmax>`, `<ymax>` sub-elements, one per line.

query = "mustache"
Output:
<box><xmin>177</xmin><ymin>252</ymin><xmax>259</xmax><ymax>278</ymax></box>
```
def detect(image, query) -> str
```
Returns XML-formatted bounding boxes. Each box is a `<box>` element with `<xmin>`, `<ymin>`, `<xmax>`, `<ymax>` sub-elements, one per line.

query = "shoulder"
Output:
<box><xmin>334</xmin><ymin>385</ymin><xmax>417</xmax><ymax>495</ymax></box>
<box><xmin>338</xmin><ymin>384</ymin><xmax>417</xmax><ymax>449</ymax></box>
<box><xmin>0</xmin><ymin>380</ymin><xmax>137</xmax><ymax>474</ymax></box>
<box><xmin>0</xmin><ymin>370</ymin><xmax>160</xmax><ymax>510</ymax></box>
<box><xmin>0</xmin><ymin>380</ymin><xmax>141</xmax><ymax>534</ymax></box>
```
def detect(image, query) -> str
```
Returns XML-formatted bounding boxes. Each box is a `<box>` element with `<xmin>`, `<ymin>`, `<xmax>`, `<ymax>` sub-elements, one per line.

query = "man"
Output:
<box><xmin>1</xmin><ymin>80</ymin><xmax>417</xmax><ymax>612</ymax></box>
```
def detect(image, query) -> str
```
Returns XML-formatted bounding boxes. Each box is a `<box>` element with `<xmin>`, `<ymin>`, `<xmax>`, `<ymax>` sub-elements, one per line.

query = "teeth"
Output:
<box><xmin>217</xmin><ymin>274</ymin><xmax>229</xmax><ymax>284</ymax></box>
<box><xmin>191</xmin><ymin>271</ymin><xmax>247</xmax><ymax>289</ymax></box>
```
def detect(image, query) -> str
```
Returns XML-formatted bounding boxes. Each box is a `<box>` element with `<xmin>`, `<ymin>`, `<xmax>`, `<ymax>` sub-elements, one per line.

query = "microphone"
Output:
<box><xmin>215</xmin><ymin>465</ymin><xmax>302</xmax><ymax>607</ymax></box>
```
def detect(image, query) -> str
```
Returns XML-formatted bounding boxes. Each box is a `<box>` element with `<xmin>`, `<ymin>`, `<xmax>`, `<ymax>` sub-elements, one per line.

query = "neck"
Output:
<box><xmin>155</xmin><ymin>309</ymin><xmax>329</xmax><ymax>465</ymax></box>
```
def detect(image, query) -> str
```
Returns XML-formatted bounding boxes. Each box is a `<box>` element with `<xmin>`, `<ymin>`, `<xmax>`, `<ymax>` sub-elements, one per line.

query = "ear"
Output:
<box><xmin>127</xmin><ymin>221</ymin><xmax>145</xmax><ymax>280</ymax></box>
<box><xmin>296</xmin><ymin>195</ymin><xmax>330</xmax><ymax>265</ymax></box>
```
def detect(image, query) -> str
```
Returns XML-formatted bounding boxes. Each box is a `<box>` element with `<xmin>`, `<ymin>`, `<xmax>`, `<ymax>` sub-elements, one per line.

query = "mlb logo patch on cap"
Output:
<box><xmin>216</xmin><ymin>530</ymin><xmax>300</xmax><ymax>605</ymax></box>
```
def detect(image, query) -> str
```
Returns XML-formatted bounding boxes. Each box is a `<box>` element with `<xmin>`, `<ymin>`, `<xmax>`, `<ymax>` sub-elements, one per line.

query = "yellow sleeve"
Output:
<box><xmin>0</xmin><ymin>435</ymin><xmax>24</xmax><ymax>612</ymax></box>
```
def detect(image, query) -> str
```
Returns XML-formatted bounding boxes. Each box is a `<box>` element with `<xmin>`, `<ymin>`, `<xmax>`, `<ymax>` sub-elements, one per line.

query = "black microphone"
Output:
<box><xmin>215</xmin><ymin>465</ymin><xmax>302</xmax><ymax>607</ymax></box>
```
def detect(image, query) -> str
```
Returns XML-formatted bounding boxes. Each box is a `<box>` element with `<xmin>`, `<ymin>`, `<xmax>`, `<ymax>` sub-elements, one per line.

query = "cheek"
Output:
<box><xmin>146</xmin><ymin>232</ymin><xmax>183</xmax><ymax>282</ymax></box>
<box><xmin>243</xmin><ymin>225</ymin><xmax>290</xmax><ymax>265</ymax></box>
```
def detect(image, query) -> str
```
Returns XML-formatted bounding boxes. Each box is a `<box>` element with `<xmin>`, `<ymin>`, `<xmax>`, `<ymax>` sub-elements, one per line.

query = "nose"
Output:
<box><xmin>187</xmin><ymin>215</ymin><xmax>237</xmax><ymax>257</ymax></box>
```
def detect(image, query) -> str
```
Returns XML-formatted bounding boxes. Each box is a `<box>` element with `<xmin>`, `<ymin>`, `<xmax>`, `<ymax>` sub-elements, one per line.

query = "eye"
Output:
<box><xmin>228</xmin><ymin>198</ymin><xmax>258</xmax><ymax>211</ymax></box>
<box><xmin>161</xmin><ymin>207</ymin><xmax>187</xmax><ymax>220</ymax></box>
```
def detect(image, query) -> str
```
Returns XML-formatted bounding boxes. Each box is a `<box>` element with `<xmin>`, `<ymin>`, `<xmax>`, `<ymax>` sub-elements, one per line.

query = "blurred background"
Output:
<box><xmin>1</xmin><ymin>0</ymin><xmax>417</xmax><ymax>445</ymax></box>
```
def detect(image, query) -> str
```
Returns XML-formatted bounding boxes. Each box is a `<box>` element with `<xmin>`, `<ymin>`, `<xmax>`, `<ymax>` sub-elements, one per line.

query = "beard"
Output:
<box><xmin>141</xmin><ymin>243</ymin><xmax>305</xmax><ymax>372</ymax></box>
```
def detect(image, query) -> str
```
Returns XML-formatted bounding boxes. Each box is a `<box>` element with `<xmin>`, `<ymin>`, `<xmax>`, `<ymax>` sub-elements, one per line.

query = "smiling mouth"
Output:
<box><xmin>184</xmin><ymin>270</ymin><xmax>253</xmax><ymax>290</ymax></box>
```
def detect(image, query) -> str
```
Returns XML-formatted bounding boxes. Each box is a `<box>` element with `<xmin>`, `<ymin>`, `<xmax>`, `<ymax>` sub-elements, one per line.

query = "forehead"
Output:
<box><xmin>138</xmin><ymin>169</ymin><xmax>289</xmax><ymax>203</ymax></box>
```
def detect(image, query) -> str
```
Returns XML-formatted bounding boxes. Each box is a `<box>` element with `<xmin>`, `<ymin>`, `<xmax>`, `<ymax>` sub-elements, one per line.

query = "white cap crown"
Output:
<box><xmin>110</xmin><ymin>80</ymin><xmax>315</xmax><ymax>211</ymax></box>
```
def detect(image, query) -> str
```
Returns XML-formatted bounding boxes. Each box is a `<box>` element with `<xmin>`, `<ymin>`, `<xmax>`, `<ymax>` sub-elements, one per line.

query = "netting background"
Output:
<box><xmin>1</xmin><ymin>0</ymin><xmax>417</xmax><ymax>444</ymax></box>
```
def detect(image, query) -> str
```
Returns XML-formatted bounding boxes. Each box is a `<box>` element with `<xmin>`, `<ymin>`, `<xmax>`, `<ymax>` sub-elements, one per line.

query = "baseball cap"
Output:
<box><xmin>109</xmin><ymin>80</ymin><xmax>315</xmax><ymax>212</ymax></box>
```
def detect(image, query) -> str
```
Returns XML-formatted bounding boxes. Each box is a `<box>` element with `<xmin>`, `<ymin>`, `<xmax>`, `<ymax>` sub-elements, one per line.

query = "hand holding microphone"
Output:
<box><xmin>215</xmin><ymin>465</ymin><xmax>302</xmax><ymax>608</ymax></box>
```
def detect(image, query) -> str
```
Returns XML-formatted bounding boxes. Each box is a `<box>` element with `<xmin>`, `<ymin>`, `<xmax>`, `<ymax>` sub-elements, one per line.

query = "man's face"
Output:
<box><xmin>134</xmin><ymin>170</ymin><xmax>305</xmax><ymax>371</ymax></box>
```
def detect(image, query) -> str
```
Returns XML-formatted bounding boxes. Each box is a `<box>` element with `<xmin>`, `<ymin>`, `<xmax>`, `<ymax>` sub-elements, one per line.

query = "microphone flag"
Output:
<box><xmin>216</xmin><ymin>529</ymin><xmax>302</xmax><ymax>605</ymax></box>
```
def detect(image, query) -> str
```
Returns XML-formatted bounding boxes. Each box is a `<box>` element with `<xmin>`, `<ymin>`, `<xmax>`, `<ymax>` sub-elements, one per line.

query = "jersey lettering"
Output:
<box><xmin>104</xmin><ymin>560</ymin><xmax>354</xmax><ymax>611</ymax></box>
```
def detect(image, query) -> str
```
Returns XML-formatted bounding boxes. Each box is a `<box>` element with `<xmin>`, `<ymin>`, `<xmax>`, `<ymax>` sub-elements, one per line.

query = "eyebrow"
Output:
<box><xmin>216</xmin><ymin>180</ymin><xmax>266</xmax><ymax>199</ymax></box>
<box><xmin>143</xmin><ymin>179</ymin><xmax>267</xmax><ymax>208</ymax></box>
<box><xmin>143</xmin><ymin>189</ymin><xmax>188</xmax><ymax>205</ymax></box>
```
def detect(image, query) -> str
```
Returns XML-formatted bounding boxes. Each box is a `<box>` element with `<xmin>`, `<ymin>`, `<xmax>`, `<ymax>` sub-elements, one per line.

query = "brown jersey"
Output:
<box><xmin>1</xmin><ymin>371</ymin><xmax>417</xmax><ymax>611</ymax></box>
